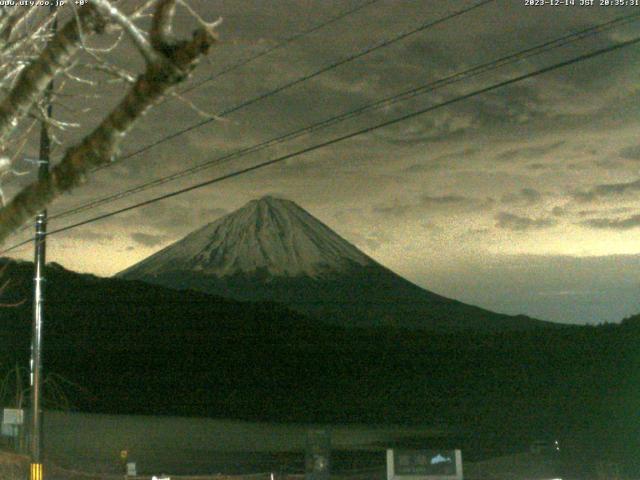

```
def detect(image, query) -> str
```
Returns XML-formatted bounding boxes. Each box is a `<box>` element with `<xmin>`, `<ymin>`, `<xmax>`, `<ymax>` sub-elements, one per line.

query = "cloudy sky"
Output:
<box><xmin>4</xmin><ymin>0</ymin><xmax>640</xmax><ymax>325</ymax></box>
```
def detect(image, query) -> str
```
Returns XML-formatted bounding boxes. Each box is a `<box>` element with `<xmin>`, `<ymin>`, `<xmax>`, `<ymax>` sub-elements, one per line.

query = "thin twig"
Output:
<box><xmin>90</xmin><ymin>0</ymin><xmax>161</xmax><ymax>64</ymax></box>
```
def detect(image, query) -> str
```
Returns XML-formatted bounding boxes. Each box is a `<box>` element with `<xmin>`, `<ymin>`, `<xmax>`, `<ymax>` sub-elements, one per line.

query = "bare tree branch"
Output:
<box><xmin>128</xmin><ymin>0</ymin><xmax>160</xmax><ymax>19</ymax></box>
<box><xmin>90</xmin><ymin>0</ymin><xmax>161</xmax><ymax>64</ymax></box>
<box><xmin>0</xmin><ymin>4</ymin><xmax>218</xmax><ymax>243</ymax></box>
<box><xmin>150</xmin><ymin>0</ymin><xmax>177</xmax><ymax>49</ymax></box>
<box><xmin>0</xmin><ymin>5</ymin><xmax>106</xmax><ymax>151</ymax></box>
<box><xmin>0</xmin><ymin>7</ymin><xmax>34</xmax><ymax>45</ymax></box>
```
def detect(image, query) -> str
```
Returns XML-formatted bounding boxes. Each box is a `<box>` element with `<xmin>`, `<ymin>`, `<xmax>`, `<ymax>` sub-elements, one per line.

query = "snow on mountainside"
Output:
<box><xmin>119</xmin><ymin>196</ymin><xmax>554</xmax><ymax>331</ymax></box>
<box><xmin>119</xmin><ymin>196</ymin><xmax>375</xmax><ymax>279</ymax></box>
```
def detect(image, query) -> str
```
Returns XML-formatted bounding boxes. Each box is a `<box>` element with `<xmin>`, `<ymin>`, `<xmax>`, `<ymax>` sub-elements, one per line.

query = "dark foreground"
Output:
<box><xmin>1</xmin><ymin>261</ymin><xmax>639</xmax><ymax>476</ymax></box>
<box><xmin>0</xmin><ymin>448</ymin><xmax>610</xmax><ymax>480</ymax></box>
<box><xmin>0</xmin><ymin>411</ymin><xmax>625</xmax><ymax>480</ymax></box>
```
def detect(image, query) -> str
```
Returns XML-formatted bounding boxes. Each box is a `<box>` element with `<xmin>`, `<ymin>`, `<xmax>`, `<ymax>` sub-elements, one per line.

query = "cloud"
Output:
<box><xmin>404</xmin><ymin>148</ymin><xmax>479</xmax><ymax>172</ymax></box>
<box><xmin>535</xmin><ymin>290</ymin><xmax>595</xmax><ymax>297</ymax></box>
<box><xmin>420</xmin><ymin>194</ymin><xmax>496</xmax><ymax>212</ymax></box>
<box><xmin>373</xmin><ymin>193</ymin><xmax>494</xmax><ymax>218</ymax></box>
<box><xmin>495</xmin><ymin>212</ymin><xmax>557</xmax><ymax>231</ymax></box>
<box><xmin>420</xmin><ymin>194</ymin><xmax>468</xmax><ymax>205</ymax></box>
<box><xmin>372</xmin><ymin>204</ymin><xmax>412</xmax><ymax>217</ymax></box>
<box><xmin>375</xmin><ymin>110</ymin><xmax>475</xmax><ymax>146</ymax></box>
<box><xmin>65</xmin><ymin>230</ymin><xmax>113</xmax><ymax>242</ymax></box>
<box><xmin>130</xmin><ymin>232</ymin><xmax>169</xmax><ymax>247</ymax></box>
<box><xmin>495</xmin><ymin>141</ymin><xmax>565</xmax><ymax>162</ymax></box>
<box><xmin>593</xmin><ymin>158</ymin><xmax>627</xmax><ymax>170</ymax></box>
<box><xmin>572</xmin><ymin>178</ymin><xmax>640</xmax><ymax>203</ymax></box>
<box><xmin>578</xmin><ymin>207</ymin><xmax>632</xmax><ymax>218</ymax></box>
<box><xmin>620</xmin><ymin>144</ymin><xmax>640</xmax><ymax>161</ymax></box>
<box><xmin>403</xmin><ymin>39</ymin><xmax>463</xmax><ymax>74</ymax></box>
<box><xmin>501</xmin><ymin>188</ymin><xmax>542</xmax><ymax>206</ymax></box>
<box><xmin>420</xmin><ymin>220</ymin><xmax>444</xmax><ymax>232</ymax></box>
<box><xmin>349</xmin><ymin>229</ymin><xmax>393</xmax><ymax>251</ymax></box>
<box><xmin>128</xmin><ymin>204</ymin><xmax>228</xmax><ymax>234</ymax></box>
<box><xmin>527</xmin><ymin>163</ymin><xmax>549</xmax><ymax>171</ymax></box>
<box><xmin>581</xmin><ymin>214</ymin><xmax>640</xmax><ymax>231</ymax></box>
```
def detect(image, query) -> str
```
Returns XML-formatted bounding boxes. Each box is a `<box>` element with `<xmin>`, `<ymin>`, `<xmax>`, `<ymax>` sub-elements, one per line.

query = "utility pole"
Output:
<box><xmin>30</xmin><ymin>6</ymin><xmax>56</xmax><ymax>480</ymax></box>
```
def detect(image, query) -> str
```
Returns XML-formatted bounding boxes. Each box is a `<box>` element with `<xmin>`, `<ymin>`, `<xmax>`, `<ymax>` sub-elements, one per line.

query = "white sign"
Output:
<box><xmin>2</xmin><ymin>408</ymin><xmax>24</xmax><ymax>425</ymax></box>
<box><xmin>126</xmin><ymin>462</ymin><xmax>137</xmax><ymax>476</ymax></box>
<box><xmin>387</xmin><ymin>449</ymin><xmax>463</xmax><ymax>480</ymax></box>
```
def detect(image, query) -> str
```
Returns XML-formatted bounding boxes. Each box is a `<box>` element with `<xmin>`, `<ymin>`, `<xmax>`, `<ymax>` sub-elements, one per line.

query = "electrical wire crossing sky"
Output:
<box><xmin>4</xmin><ymin>0</ymin><xmax>640</xmax><ymax>325</ymax></box>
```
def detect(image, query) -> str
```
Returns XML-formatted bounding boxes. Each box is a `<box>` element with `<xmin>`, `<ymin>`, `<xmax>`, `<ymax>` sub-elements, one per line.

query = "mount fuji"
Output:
<box><xmin>118</xmin><ymin>196</ymin><xmax>551</xmax><ymax>330</ymax></box>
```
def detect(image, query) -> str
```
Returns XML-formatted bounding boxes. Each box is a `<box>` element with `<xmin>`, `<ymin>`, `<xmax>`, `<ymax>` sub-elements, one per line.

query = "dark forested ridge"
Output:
<box><xmin>1</xmin><ymin>259</ymin><xmax>639</xmax><ymax>471</ymax></box>
<box><xmin>118</xmin><ymin>196</ymin><xmax>553</xmax><ymax>332</ymax></box>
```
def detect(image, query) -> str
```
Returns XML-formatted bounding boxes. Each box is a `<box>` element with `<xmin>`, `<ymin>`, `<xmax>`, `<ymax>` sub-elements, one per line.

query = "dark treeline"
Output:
<box><xmin>1</xmin><ymin>259</ymin><xmax>639</xmax><ymax>473</ymax></box>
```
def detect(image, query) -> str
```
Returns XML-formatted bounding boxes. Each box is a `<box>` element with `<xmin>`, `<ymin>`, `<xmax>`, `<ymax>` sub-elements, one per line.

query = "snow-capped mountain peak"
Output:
<box><xmin>120</xmin><ymin>196</ymin><xmax>375</xmax><ymax>279</ymax></box>
<box><xmin>119</xmin><ymin>196</ymin><xmax>552</xmax><ymax>331</ymax></box>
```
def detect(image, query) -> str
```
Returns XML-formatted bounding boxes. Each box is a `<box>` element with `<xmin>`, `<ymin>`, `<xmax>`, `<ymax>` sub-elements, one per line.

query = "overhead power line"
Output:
<box><xmin>93</xmin><ymin>0</ymin><xmax>496</xmax><ymax>172</ymax></box>
<box><xmin>0</xmin><ymin>0</ymin><xmax>381</xmax><ymax>234</ymax></box>
<box><xmin>47</xmin><ymin>11</ymin><xmax>640</xmax><ymax>222</ymax></box>
<box><xmin>4</xmin><ymin>0</ymin><xmax>493</xmax><ymax>238</ymax></box>
<box><xmin>181</xmin><ymin>0</ymin><xmax>382</xmax><ymax>95</ymax></box>
<box><xmin>2</xmin><ymin>33</ymin><xmax>637</xmax><ymax>256</ymax></box>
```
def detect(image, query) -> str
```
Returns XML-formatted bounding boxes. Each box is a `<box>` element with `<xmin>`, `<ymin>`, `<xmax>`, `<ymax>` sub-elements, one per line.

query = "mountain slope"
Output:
<box><xmin>119</xmin><ymin>196</ymin><xmax>374</xmax><ymax>278</ymax></box>
<box><xmin>119</xmin><ymin>196</ymin><xmax>552</xmax><ymax>331</ymax></box>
